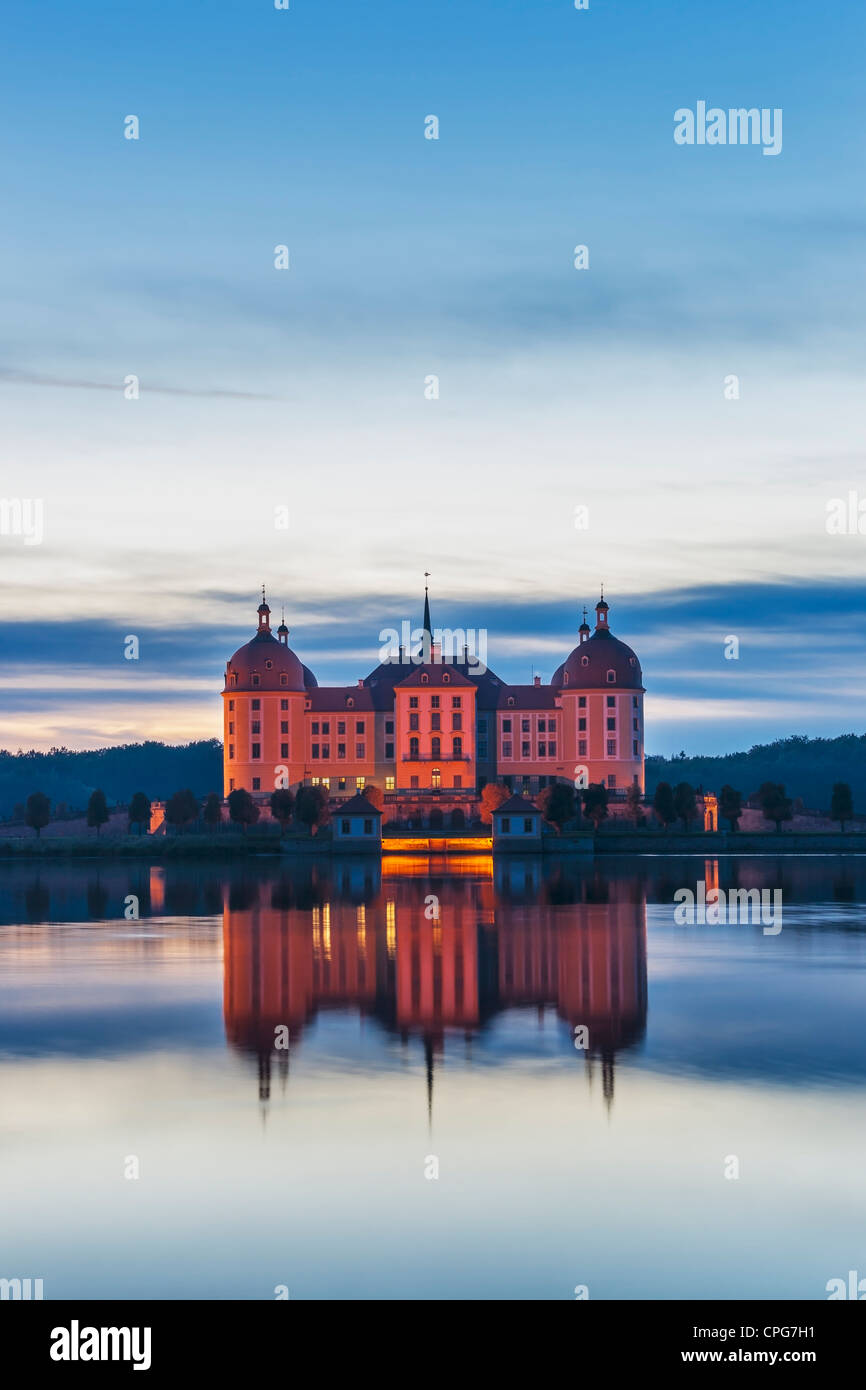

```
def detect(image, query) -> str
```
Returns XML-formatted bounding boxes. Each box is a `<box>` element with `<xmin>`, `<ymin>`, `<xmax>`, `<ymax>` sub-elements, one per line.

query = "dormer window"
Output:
<box><xmin>607</xmin><ymin>670</ymin><xmax>616</xmax><ymax>683</ymax></box>
<box><xmin>280</xmin><ymin>674</ymin><xmax>288</xmax><ymax>686</ymax></box>
<box><xmin>443</xmin><ymin>672</ymin><xmax>450</xmax><ymax>683</ymax></box>
<box><xmin>347</xmin><ymin>697</ymin><xmax>354</xmax><ymax>708</ymax></box>
<box><xmin>421</xmin><ymin>674</ymin><xmax>428</xmax><ymax>684</ymax></box>
<box><xmin>581</xmin><ymin>656</ymin><xmax>589</xmax><ymax>667</ymax></box>
<box><xmin>252</xmin><ymin>674</ymin><xmax>260</xmax><ymax>686</ymax></box>
<box><xmin>507</xmin><ymin>697</ymin><xmax>514</xmax><ymax>707</ymax></box>
<box><xmin>265</xmin><ymin>660</ymin><xmax>273</xmax><ymax>669</ymax></box>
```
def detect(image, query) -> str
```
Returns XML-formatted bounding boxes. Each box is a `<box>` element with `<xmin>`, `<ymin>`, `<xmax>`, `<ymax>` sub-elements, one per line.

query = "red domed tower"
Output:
<box><xmin>551</xmin><ymin>591</ymin><xmax>645</xmax><ymax>795</ymax></box>
<box><xmin>222</xmin><ymin>590</ymin><xmax>311</xmax><ymax>798</ymax></box>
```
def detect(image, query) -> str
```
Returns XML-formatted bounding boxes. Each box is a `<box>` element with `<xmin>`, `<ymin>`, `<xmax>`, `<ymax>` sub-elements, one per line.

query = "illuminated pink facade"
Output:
<box><xmin>222</xmin><ymin>590</ymin><xmax>645</xmax><ymax>804</ymax></box>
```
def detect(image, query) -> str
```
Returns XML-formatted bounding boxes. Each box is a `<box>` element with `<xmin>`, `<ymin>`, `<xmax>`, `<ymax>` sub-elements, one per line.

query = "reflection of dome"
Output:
<box><xmin>224</xmin><ymin>597</ymin><xmax>310</xmax><ymax>692</ymax></box>
<box><xmin>551</xmin><ymin>596</ymin><xmax>643</xmax><ymax>691</ymax></box>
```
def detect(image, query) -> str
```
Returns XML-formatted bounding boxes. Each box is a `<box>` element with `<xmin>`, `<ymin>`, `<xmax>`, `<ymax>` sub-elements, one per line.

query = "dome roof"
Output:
<box><xmin>225</xmin><ymin>597</ymin><xmax>310</xmax><ymax>692</ymax></box>
<box><xmin>551</xmin><ymin>599</ymin><xmax>643</xmax><ymax>690</ymax></box>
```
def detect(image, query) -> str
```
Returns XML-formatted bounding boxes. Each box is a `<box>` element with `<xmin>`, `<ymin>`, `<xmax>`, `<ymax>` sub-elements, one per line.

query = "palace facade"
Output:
<box><xmin>222</xmin><ymin>589</ymin><xmax>645</xmax><ymax>808</ymax></box>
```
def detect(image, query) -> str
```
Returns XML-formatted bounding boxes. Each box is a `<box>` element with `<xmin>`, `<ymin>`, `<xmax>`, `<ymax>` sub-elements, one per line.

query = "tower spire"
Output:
<box><xmin>423</xmin><ymin>572</ymin><xmax>432</xmax><ymax>640</ymax></box>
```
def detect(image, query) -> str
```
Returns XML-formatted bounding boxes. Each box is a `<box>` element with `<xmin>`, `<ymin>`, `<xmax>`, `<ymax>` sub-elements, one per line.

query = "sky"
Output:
<box><xmin>1</xmin><ymin>0</ymin><xmax>865</xmax><ymax>755</ymax></box>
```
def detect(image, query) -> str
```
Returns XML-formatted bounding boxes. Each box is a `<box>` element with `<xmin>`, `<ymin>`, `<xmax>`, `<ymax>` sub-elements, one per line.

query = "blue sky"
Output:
<box><xmin>1</xmin><ymin>0</ymin><xmax>865</xmax><ymax>753</ymax></box>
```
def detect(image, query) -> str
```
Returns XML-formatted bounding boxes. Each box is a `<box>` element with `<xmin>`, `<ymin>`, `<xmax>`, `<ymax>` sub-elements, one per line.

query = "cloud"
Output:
<box><xmin>0</xmin><ymin>367</ymin><xmax>279</xmax><ymax>401</ymax></box>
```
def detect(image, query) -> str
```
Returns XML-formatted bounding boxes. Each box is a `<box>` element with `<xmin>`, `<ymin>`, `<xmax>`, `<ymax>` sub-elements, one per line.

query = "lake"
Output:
<box><xmin>1</xmin><ymin>853</ymin><xmax>864</xmax><ymax>1300</ymax></box>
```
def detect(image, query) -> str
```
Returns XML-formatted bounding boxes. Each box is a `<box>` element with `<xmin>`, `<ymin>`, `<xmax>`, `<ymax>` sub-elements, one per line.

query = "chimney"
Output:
<box><xmin>534</xmin><ymin>675</ymin><xmax>541</xmax><ymax>686</ymax></box>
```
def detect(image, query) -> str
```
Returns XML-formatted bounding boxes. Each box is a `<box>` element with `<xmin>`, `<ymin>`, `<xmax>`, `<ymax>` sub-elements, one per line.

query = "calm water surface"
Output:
<box><xmin>1</xmin><ymin>854</ymin><xmax>864</xmax><ymax>1300</ymax></box>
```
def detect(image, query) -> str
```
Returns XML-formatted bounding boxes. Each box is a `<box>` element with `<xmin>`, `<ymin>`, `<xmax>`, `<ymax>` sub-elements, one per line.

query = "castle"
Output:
<box><xmin>222</xmin><ymin>587</ymin><xmax>645</xmax><ymax>819</ymax></box>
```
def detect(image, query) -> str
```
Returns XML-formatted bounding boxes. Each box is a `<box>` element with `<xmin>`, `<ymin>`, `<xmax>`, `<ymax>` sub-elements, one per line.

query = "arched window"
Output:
<box><xmin>452</xmin><ymin>736</ymin><xmax>462</xmax><ymax>757</ymax></box>
<box><xmin>443</xmin><ymin>672</ymin><xmax>450</xmax><ymax>683</ymax></box>
<box><xmin>507</xmin><ymin>696</ymin><xmax>515</xmax><ymax>707</ymax></box>
<box><xmin>409</xmin><ymin>737</ymin><xmax>419</xmax><ymax>758</ymax></box>
<box><xmin>346</xmin><ymin>697</ymin><xmax>354</xmax><ymax>708</ymax></box>
<box><xmin>421</xmin><ymin>673</ymin><xmax>429</xmax><ymax>684</ymax></box>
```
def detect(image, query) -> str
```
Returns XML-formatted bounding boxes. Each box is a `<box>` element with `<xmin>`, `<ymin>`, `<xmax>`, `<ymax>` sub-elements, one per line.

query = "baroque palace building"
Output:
<box><xmin>222</xmin><ymin>587</ymin><xmax>645</xmax><ymax>813</ymax></box>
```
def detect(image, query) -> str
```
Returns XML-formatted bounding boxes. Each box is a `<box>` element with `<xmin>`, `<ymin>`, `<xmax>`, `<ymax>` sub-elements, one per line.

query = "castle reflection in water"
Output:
<box><xmin>221</xmin><ymin>857</ymin><xmax>648</xmax><ymax>1108</ymax></box>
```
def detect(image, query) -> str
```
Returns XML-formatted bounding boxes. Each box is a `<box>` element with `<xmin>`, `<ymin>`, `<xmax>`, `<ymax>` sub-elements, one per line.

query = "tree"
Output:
<box><xmin>758</xmin><ymin>781</ymin><xmax>793</xmax><ymax>832</ymax></box>
<box><xmin>718</xmin><ymin>785</ymin><xmax>742</xmax><ymax>832</ymax></box>
<box><xmin>294</xmin><ymin>785</ymin><xmax>329</xmax><ymax>835</ymax></box>
<box><xmin>653</xmin><ymin>780</ymin><xmax>676</xmax><ymax>829</ymax></box>
<box><xmin>673</xmin><ymin>782</ymin><xmax>697</xmax><ymax>831</ymax></box>
<box><xmin>480</xmin><ymin>783</ymin><xmax>510</xmax><ymax>825</ymax></box>
<box><xmin>164</xmin><ymin>788</ymin><xmax>199</xmax><ymax>834</ymax></box>
<box><xmin>582</xmin><ymin>782</ymin><xmax>609</xmax><ymax>830</ymax></box>
<box><xmin>269</xmin><ymin>787</ymin><xmax>295</xmax><ymax>832</ymax></box>
<box><xmin>128</xmin><ymin>791</ymin><xmax>151</xmax><ymax>836</ymax></box>
<box><xmin>360</xmin><ymin>783</ymin><xmax>384</xmax><ymax>811</ymax></box>
<box><xmin>203</xmin><ymin>792</ymin><xmax>223</xmax><ymax>830</ymax></box>
<box><xmin>228</xmin><ymin>787</ymin><xmax>260</xmax><ymax>834</ymax></box>
<box><xmin>831</xmin><ymin>782</ymin><xmax>853</xmax><ymax>831</ymax></box>
<box><xmin>87</xmin><ymin>788</ymin><xmax>109</xmax><ymax>836</ymax></box>
<box><xmin>25</xmin><ymin>791</ymin><xmax>51</xmax><ymax>838</ymax></box>
<box><xmin>625</xmin><ymin>783</ymin><xmax>643</xmax><ymax>828</ymax></box>
<box><xmin>538</xmin><ymin>782</ymin><xmax>576</xmax><ymax>832</ymax></box>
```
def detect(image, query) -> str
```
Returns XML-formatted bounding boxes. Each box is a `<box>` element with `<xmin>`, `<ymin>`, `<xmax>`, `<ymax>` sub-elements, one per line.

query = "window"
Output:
<box><xmin>633</xmin><ymin>718</ymin><xmax>639</xmax><ymax>731</ymax></box>
<box><xmin>356</xmin><ymin>720</ymin><xmax>365</xmax><ymax>733</ymax></box>
<box><xmin>312</xmin><ymin>744</ymin><xmax>320</xmax><ymax>759</ymax></box>
<box><xmin>606</xmin><ymin>670</ymin><xmax>616</xmax><ymax>683</ymax></box>
<box><xmin>356</xmin><ymin>743</ymin><xmax>365</xmax><ymax>758</ymax></box>
<box><xmin>633</xmin><ymin>740</ymin><xmax>639</xmax><ymax>756</ymax></box>
<box><xmin>281</xmin><ymin>743</ymin><xmax>288</xmax><ymax>758</ymax></box>
<box><xmin>409</xmin><ymin>713</ymin><xmax>419</xmax><ymax>731</ymax></box>
<box><xmin>578</xmin><ymin>696</ymin><xmax>586</xmax><ymax>708</ymax></box>
<box><xmin>229</xmin><ymin>744</ymin><xmax>234</xmax><ymax>759</ymax></box>
<box><xmin>322</xmin><ymin>744</ymin><xmax>330</xmax><ymax>759</ymax></box>
<box><xmin>337</xmin><ymin>721</ymin><xmax>345</xmax><ymax>735</ymax></box>
<box><xmin>409</xmin><ymin>697</ymin><xmax>419</xmax><ymax>708</ymax></box>
<box><xmin>607</xmin><ymin>739</ymin><xmax>616</xmax><ymax>756</ymax></box>
<box><xmin>442</xmin><ymin>673</ymin><xmax>450</xmax><ymax>684</ymax></box>
<box><xmin>454</xmin><ymin>776</ymin><xmax>462</xmax><ymax>789</ymax></box>
<box><xmin>229</xmin><ymin>699</ymin><xmax>234</xmax><ymax>711</ymax></box>
<box><xmin>522</xmin><ymin>741</ymin><xmax>530</xmax><ymax>757</ymax></box>
<box><xmin>312</xmin><ymin>721</ymin><xmax>319</xmax><ymax>734</ymax></box>
<box><xmin>608</xmin><ymin>775</ymin><xmax>616</xmax><ymax>789</ymax></box>
<box><xmin>265</xmin><ymin>660</ymin><xmax>273</xmax><ymax>670</ymax></box>
<box><xmin>451</xmin><ymin>711</ymin><xmax>462</xmax><ymax>730</ymax></box>
<box><xmin>452</xmin><ymin>696</ymin><xmax>461</xmax><ymax>708</ymax></box>
<box><xmin>478</xmin><ymin>718</ymin><xmax>486</xmax><ymax>732</ymax></box>
<box><xmin>503</xmin><ymin>741</ymin><xmax>513</xmax><ymax>758</ymax></box>
<box><xmin>363</xmin><ymin>819</ymin><xmax>372</xmax><ymax>834</ymax></box>
<box><xmin>385</xmin><ymin>720</ymin><xmax>394</xmax><ymax>734</ymax></box>
<box><xmin>431</xmin><ymin>737</ymin><xmax>441</xmax><ymax>757</ymax></box>
<box><xmin>421</xmin><ymin>673</ymin><xmax>428</xmax><ymax>684</ymax></box>
<box><xmin>538</xmin><ymin>720</ymin><xmax>546</xmax><ymax>733</ymax></box>
<box><xmin>385</xmin><ymin>742</ymin><xmax>394</xmax><ymax>759</ymax></box>
<box><xmin>579</xmin><ymin>740</ymin><xmax>587</xmax><ymax>756</ymax></box>
<box><xmin>229</xmin><ymin>722</ymin><xmax>234</xmax><ymax>734</ymax></box>
<box><xmin>338</xmin><ymin>743</ymin><xmax>346</xmax><ymax>759</ymax></box>
<box><xmin>431</xmin><ymin>712</ymin><xmax>440</xmax><ymax>731</ymax></box>
<box><xmin>539</xmin><ymin>742</ymin><xmax>546</xmax><ymax>757</ymax></box>
<box><xmin>252</xmin><ymin>675</ymin><xmax>260</xmax><ymax>686</ymax></box>
<box><xmin>410</xmin><ymin>737</ymin><xmax>419</xmax><ymax>758</ymax></box>
<box><xmin>452</xmin><ymin>736</ymin><xmax>462</xmax><ymax>756</ymax></box>
<box><xmin>230</xmin><ymin>674</ymin><xmax>237</xmax><ymax>686</ymax></box>
<box><xmin>252</xmin><ymin>699</ymin><xmax>261</xmax><ymax>710</ymax></box>
<box><xmin>252</xmin><ymin>777</ymin><xmax>260</xmax><ymax>790</ymax></box>
<box><xmin>549</xmin><ymin>743</ymin><xmax>557</xmax><ymax>757</ymax></box>
<box><xmin>251</xmin><ymin>721</ymin><xmax>260</xmax><ymax>734</ymax></box>
<box><xmin>277</xmin><ymin>720</ymin><xmax>286</xmax><ymax>735</ymax></box>
<box><xmin>341</xmin><ymin>820</ymin><xmax>350</xmax><ymax>834</ymax></box>
<box><xmin>431</xmin><ymin>696</ymin><xmax>440</xmax><ymax>708</ymax></box>
<box><xmin>338</xmin><ymin>778</ymin><xmax>346</xmax><ymax>791</ymax></box>
<box><xmin>524</xmin><ymin>818</ymin><xmax>533</xmax><ymax>833</ymax></box>
<box><xmin>478</xmin><ymin>742</ymin><xmax>488</xmax><ymax>758</ymax></box>
<box><xmin>579</xmin><ymin>718</ymin><xmax>586</xmax><ymax>731</ymax></box>
<box><xmin>280</xmin><ymin>674</ymin><xmax>288</xmax><ymax>686</ymax></box>
<box><xmin>522</xmin><ymin>719</ymin><xmax>530</xmax><ymax>733</ymax></box>
<box><xmin>410</xmin><ymin>776</ymin><xmax>419</xmax><ymax>789</ymax></box>
<box><xmin>507</xmin><ymin>697</ymin><xmax>515</xmax><ymax>707</ymax></box>
<box><xmin>503</xmin><ymin>718</ymin><xmax>512</xmax><ymax>733</ymax></box>
<box><xmin>229</xmin><ymin>778</ymin><xmax>235</xmax><ymax>791</ymax></box>
<box><xmin>356</xmin><ymin>776</ymin><xmax>365</xmax><ymax>790</ymax></box>
<box><xmin>281</xmin><ymin>699</ymin><xmax>288</xmax><ymax>710</ymax></box>
<box><xmin>322</xmin><ymin>722</ymin><xmax>330</xmax><ymax>735</ymax></box>
<box><xmin>385</xmin><ymin>775</ymin><xmax>395</xmax><ymax>791</ymax></box>
<box><xmin>311</xmin><ymin>776</ymin><xmax>320</xmax><ymax>786</ymax></box>
<box><xmin>581</xmin><ymin>657</ymin><xmax>589</xmax><ymax>667</ymax></box>
<box><xmin>607</xmin><ymin>696</ymin><xmax>615</xmax><ymax>707</ymax></box>
<box><xmin>607</xmin><ymin>718</ymin><xmax>616</xmax><ymax>731</ymax></box>
<box><xmin>502</xmin><ymin>818</ymin><xmax>511</xmax><ymax>833</ymax></box>
<box><xmin>251</xmin><ymin>743</ymin><xmax>261</xmax><ymax>759</ymax></box>
<box><xmin>633</xmin><ymin>696</ymin><xmax>638</xmax><ymax>708</ymax></box>
<box><xmin>347</xmin><ymin>697</ymin><xmax>354</xmax><ymax>708</ymax></box>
